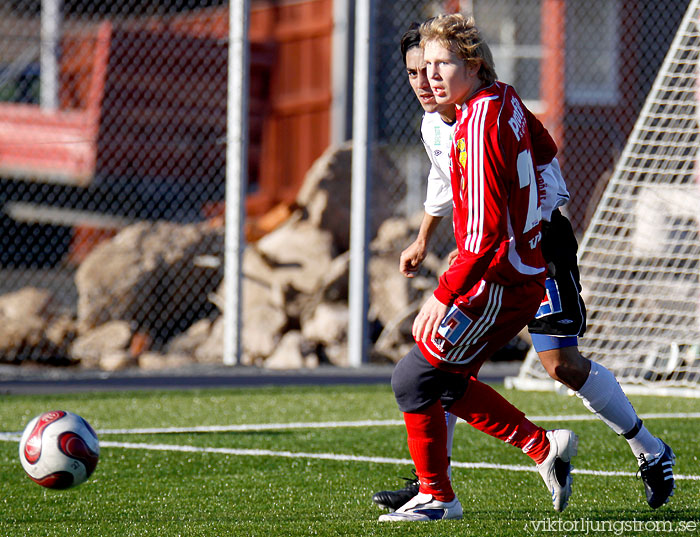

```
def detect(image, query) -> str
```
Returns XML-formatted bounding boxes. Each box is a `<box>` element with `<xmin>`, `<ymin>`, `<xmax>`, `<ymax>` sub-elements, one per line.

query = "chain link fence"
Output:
<box><xmin>365</xmin><ymin>0</ymin><xmax>691</xmax><ymax>362</ymax></box>
<box><xmin>0</xmin><ymin>1</ymin><xmax>228</xmax><ymax>366</ymax></box>
<box><xmin>373</xmin><ymin>0</ymin><xmax>690</xmax><ymax>234</ymax></box>
<box><xmin>0</xmin><ymin>0</ymin><xmax>692</xmax><ymax>368</ymax></box>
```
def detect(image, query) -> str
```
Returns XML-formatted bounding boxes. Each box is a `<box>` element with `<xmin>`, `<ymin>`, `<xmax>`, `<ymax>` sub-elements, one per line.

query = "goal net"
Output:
<box><xmin>508</xmin><ymin>0</ymin><xmax>700</xmax><ymax>397</ymax></box>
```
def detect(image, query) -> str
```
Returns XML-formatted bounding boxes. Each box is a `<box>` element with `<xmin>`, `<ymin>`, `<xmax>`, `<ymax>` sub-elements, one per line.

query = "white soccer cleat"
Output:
<box><xmin>377</xmin><ymin>492</ymin><xmax>463</xmax><ymax>522</ymax></box>
<box><xmin>536</xmin><ymin>429</ymin><xmax>578</xmax><ymax>512</ymax></box>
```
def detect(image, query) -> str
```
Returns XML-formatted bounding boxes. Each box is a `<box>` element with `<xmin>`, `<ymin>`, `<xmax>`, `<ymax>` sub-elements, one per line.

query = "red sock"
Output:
<box><xmin>403</xmin><ymin>401</ymin><xmax>455</xmax><ymax>502</ymax></box>
<box><xmin>514</xmin><ymin>419</ymin><xmax>550</xmax><ymax>464</ymax></box>
<box><xmin>448</xmin><ymin>378</ymin><xmax>550</xmax><ymax>464</ymax></box>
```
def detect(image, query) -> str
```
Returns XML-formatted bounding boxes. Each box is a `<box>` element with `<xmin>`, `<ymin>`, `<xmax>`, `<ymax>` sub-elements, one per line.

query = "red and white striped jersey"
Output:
<box><xmin>434</xmin><ymin>82</ymin><xmax>551</xmax><ymax>305</ymax></box>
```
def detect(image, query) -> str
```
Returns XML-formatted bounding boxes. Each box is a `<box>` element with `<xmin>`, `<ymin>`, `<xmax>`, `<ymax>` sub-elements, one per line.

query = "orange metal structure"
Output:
<box><xmin>0</xmin><ymin>0</ymin><xmax>333</xmax><ymax>220</ymax></box>
<box><xmin>0</xmin><ymin>21</ymin><xmax>111</xmax><ymax>186</ymax></box>
<box><xmin>170</xmin><ymin>0</ymin><xmax>333</xmax><ymax>216</ymax></box>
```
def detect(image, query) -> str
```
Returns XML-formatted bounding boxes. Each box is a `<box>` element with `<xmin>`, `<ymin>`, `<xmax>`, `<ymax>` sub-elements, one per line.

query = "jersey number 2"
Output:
<box><xmin>517</xmin><ymin>149</ymin><xmax>541</xmax><ymax>233</ymax></box>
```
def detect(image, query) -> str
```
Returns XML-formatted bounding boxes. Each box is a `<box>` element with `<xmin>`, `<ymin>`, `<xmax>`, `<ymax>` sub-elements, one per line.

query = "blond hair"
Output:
<box><xmin>420</xmin><ymin>14</ymin><xmax>497</xmax><ymax>86</ymax></box>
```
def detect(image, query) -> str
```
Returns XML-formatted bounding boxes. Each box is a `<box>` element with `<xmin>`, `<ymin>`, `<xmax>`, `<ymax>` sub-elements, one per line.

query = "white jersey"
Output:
<box><xmin>420</xmin><ymin>112</ymin><xmax>454</xmax><ymax>217</ymax></box>
<box><xmin>538</xmin><ymin>157</ymin><xmax>570</xmax><ymax>221</ymax></box>
<box><xmin>420</xmin><ymin>111</ymin><xmax>569</xmax><ymax>221</ymax></box>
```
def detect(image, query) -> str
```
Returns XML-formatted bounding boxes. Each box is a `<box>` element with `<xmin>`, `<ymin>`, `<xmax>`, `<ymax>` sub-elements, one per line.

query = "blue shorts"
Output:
<box><xmin>530</xmin><ymin>334</ymin><xmax>579</xmax><ymax>353</ymax></box>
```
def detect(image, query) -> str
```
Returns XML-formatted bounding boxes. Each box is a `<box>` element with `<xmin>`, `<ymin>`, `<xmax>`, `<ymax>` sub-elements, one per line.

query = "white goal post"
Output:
<box><xmin>507</xmin><ymin>0</ymin><xmax>700</xmax><ymax>397</ymax></box>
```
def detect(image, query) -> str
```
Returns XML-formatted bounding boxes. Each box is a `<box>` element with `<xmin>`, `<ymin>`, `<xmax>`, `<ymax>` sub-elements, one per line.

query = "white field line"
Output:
<box><xmin>2</xmin><ymin>412</ymin><xmax>699</xmax><ymax>437</ymax></box>
<box><xmin>96</xmin><ymin>419</ymin><xmax>405</xmax><ymax>435</ymax></box>
<box><xmin>32</xmin><ymin>438</ymin><xmax>700</xmax><ymax>481</ymax></box>
<box><xmin>94</xmin><ymin>412</ymin><xmax>700</xmax><ymax>435</ymax></box>
<box><xmin>4</xmin><ymin>414</ymin><xmax>700</xmax><ymax>481</ymax></box>
<box><xmin>2</xmin><ymin>429</ymin><xmax>699</xmax><ymax>482</ymax></box>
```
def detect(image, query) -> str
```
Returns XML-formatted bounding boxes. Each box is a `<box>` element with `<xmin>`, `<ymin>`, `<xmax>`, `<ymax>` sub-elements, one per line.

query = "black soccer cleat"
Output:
<box><xmin>638</xmin><ymin>440</ymin><xmax>676</xmax><ymax>509</ymax></box>
<box><xmin>372</xmin><ymin>470</ymin><xmax>420</xmax><ymax>512</ymax></box>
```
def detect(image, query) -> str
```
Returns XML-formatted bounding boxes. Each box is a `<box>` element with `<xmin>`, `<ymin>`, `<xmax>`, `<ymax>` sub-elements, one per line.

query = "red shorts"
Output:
<box><xmin>417</xmin><ymin>277</ymin><xmax>545</xmax><ymax>376</ymax></box>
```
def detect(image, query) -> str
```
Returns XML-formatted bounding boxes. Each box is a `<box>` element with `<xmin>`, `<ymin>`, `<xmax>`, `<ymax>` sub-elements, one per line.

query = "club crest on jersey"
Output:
<box><xmin>456</xmin><ymin>138</ymin><xmax>466</xmax><ymax>169</ymax></box>
<box><xmin>456</xmin><ymin>137</ymin><xmax>467</xmax><ymax>190</ymax></box>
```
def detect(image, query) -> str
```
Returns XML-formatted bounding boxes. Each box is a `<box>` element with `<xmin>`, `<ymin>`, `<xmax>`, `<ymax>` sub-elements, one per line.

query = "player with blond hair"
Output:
<box><xmin>380</xmin><ymin>14</ymin><xmax>576</xmax><ymax>522</ymax></box>
<box><xmin>374</xmin><ymin>16</ymin><xmax>675</xmax><ymax>524</ymax></box>
<box><xmin>376</xmin><ymin>15</ymin><xmax>675</xmax><ymax>522</ymax></box>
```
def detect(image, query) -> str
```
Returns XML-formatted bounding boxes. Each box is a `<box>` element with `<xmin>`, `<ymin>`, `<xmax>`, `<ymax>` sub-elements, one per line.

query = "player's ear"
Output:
<box><xmin>465</xmin><ymin>58</ymin><xmax>481</xmax><ymax>77</ymax></box>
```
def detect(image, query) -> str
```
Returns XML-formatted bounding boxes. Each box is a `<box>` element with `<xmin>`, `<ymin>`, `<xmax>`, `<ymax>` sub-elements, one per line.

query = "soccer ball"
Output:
<box><xmin>18</xmin><ymin>410</ymin><xmax>100</xmax><ymax>489</ymax></box>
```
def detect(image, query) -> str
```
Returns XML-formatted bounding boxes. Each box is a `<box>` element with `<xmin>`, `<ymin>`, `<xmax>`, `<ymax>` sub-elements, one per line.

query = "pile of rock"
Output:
<box><xmin>0</xmin><ymin>142</ymin><xmax>451</xmax><ymax>370</ymax></box>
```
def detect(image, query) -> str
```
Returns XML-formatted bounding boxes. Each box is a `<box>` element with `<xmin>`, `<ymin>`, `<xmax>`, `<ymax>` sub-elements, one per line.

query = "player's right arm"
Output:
<box><xmin>400</xmin><ymin>115</ymin><xmax>454</xmax><ymax>277</ymax></box>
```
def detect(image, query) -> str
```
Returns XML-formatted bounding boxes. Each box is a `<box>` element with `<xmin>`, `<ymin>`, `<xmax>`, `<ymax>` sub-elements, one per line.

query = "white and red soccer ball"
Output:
<box><xmin>18</xmin><ymin>410</ymin><xmax>99</xmax><ymax>489</ymax></box>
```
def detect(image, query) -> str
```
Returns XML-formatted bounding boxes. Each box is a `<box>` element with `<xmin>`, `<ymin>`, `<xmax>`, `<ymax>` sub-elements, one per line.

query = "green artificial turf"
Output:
<box><xmin>0</xmin><ymin>383</ymin><xmax>698</xmax><ymax>536</ymax></box>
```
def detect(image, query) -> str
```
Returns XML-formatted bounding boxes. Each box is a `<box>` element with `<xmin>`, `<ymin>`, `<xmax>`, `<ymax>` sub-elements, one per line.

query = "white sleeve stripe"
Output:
<box><xmin>465</xmin><ymin>102</ymin><xmax>476</xmax><ymax>252</ymax></box>
<box><xmin>460</xmin><ymin>105</ymin><xmax>475</xmax><ymax>250</ymax></box>
<box><xmin>465</xmin><ymin>100</ymin><xmax>488</xmax><ymax>254</ymax></box>
<box><xmin>476</xmin><ymin>101</ymin><xmax>487</xmax><ymax>250</ymax></box>
<box><xmin>469</xmin><ymin>102</ymin><xmax>479</xmax><ymax>252</ymax></box>
<box><xmin>465</xmin><ymin>104</ymin><xmax>477</xmax><ymax>251</ymax></box>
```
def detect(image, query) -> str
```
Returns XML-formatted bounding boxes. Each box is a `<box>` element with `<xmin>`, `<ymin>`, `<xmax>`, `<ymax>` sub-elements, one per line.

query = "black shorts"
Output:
<box><xmin>527</xmin><ymin>209</ymin><xmax>587</xmax><ymax>337</ymax></box>
<box><xmin>391</xmin><ymin>345</ymin><xmax>470</xmax><ymax>413</ymax></box>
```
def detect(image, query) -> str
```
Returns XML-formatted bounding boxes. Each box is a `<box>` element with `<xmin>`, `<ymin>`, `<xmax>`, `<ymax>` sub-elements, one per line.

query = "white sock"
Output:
<box><xmin>627</xmin><ymin>427</ymin><xmax>663</xmax><ymax>463</ymax></box>
<box><xmin>576</xmin><ymin>361</ymin><xmax>636</xmax><ymax>434</ymax></box>
<box><xmin>445</xmin><ymin>412</ymin><xmax>458</xmax><ymax>479</ymax></box>
<box><xmin>576</xmin><ymin>361</ymin><xmax>659</xmax><ymax>457</ymax></box>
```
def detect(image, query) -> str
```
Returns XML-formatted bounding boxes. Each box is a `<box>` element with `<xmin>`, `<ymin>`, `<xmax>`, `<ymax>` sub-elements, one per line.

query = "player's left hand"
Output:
<box><xmin>412</xmin><ymin>294</ymin><xmax>449</xmax><ymax>343</ymax></box>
